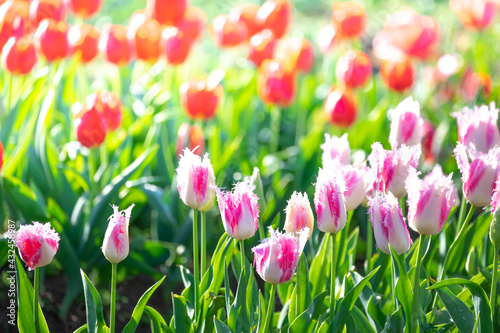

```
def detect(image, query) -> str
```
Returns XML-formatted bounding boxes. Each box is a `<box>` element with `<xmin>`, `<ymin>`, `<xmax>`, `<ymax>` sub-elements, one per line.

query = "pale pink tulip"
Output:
<box><xmin>102</xmin><ymin>204</ymin><xmax>134</xmax><ymax>264</ymax></box>
<box><xmin>321</xmin><ymin>133</ymin><xmax>351</xmax><ymax>166</ymax></box>
<box><xmin>389</xmin><ymin>96</ymin><xmax>424</xmax><ymax>148</ymax></box>
<box><xmin>314</xmin><ymin>168</ymin><xmax>347</xmax><ymax>233</ymax></box>
<box><xmin>15</xmin><ymin>222</ymin><xmax>60</xmax><ymax>270</ymax></box>
<box><xmin>284</xmin><ymin>191</ymin><xmax>314</xmax><ymax>239</ymax></box>
<box><xmin>491</xmin><ymin>174</ymin><xmax>500</xmax><ymax>212</ymax></box>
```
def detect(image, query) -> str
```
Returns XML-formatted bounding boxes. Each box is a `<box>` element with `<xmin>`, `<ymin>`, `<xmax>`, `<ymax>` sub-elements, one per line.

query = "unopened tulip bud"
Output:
<box><xmin>450</xmin><ymin>0</ymin><xmax>498</xmax><ymax>30</ymax></box>
<box><xmin>321</xmin><ymin>133</ymin><xmax>351</xmax><ymax>166</ymax></box>
<box><xmin>252</xmin><ymin>227</ymin><xmax>308</xmax><ymax>284</ymax></box>
<box><xmin>314</xmin><ymin>169</ymin><xmax>347</xmax><ymax>234</ymax></box>
<box><xmin>331</xmin><ymin>1</ymin><xmax>367</xmax><ymax>39</ymax></box>
<box><xmin>389</xmin><ymin>96</ymin><xmax>423</xmax><ymax>148</ymax></box>
<box><xmin>256</xmin><ymin>0</ymin><xmax>292</xmax><ymax>39</ymax></box>
<box><xmin>335</xmin><ymin>49</ymin><xmax>372</xmax><ymax>88</ymax></box>
<box><xmin>324</xmin><ymin>86</ymin><xmax>357</xmax><ymax>128</ymax></box>
<box><xmin>102</xmin><ymin>204</ymin><xmax>134</xmax><ymax>264</ymax></box>
<box><xmin>15</xmin><ymin>222</ymin><xmax>60</xmax><ymax>270</ymax></box>
<box><xmin>285</xmin><ymin>191</ymin><xmax>314</xmax><ymax>238</ymax></box>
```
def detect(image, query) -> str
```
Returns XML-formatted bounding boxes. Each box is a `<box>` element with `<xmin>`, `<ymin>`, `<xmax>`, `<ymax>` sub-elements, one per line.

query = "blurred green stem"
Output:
<box><xmin>263</xmin><ymin>284</ymin><xmax>276</xmax><ymax>332</ymax></box>
<box><xmin>366</xmin><ymin>220</ymin><xmax>373</xmax><ymax>273</ymax></box>
<box><xmin>329</xmin><ymin>232</ymin><xmax>337</xmax><ymax>323</ymax></box>
<box><xmin>412</xmin><ymin>235</ymin><xmax>427</xmax><ymax>333</ymax></box>
<box><xmin>399</xmin><ymin>197</ymin><xmax>406</xmax><ymax>217</ymax></box>
<box><xmin>110</xmin><ymin>263</ymin><xmax>117</xmax><ymax>333</ymax></box>
<box><xmin>390</xmin><ymin>256</ymin><xmax>397</xmax><ymax>312</ymax></box>
<box><xmin>240</xmin><ymin>240</ymin><xmax>245</xmax><ymax>276</ymax></box>
<box><xmin>491</xmin><ymin>246</ymin><xmax>498</xmax><ymax>321</ymax></box>
<box><xmin>34</xmin><ymin>267</ymin><xmax>40</xmax><ymax>333</ymax></box>
<box><xmin>270</xmin><ymin>106</ymin><xmax>281</xmax><ymax>154</ymax></box>
<box><xmin>192</xmin><ymin>209</ymin><xmax>199</xmax><ymax>323</ymax></box>
<box><xmin>455</xmin><ymin>195</ymin><xmax>467</xmax><ymax>236</ymax></box>
<box><xmin>201</xmin><ymin>211</ymin><xmax>207</xmax><ymax>276</ymax></box>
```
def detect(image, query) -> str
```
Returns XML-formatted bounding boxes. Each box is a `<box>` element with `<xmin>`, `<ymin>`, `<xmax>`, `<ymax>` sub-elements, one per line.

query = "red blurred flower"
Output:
<box><xmin>147</xmin><ymin>0</ymin><xmax>186</xmax><ymax>26</ymax></box>
<box><xmin>380</xmin><ymin>57</ymin><xmax>416</xmax><ymax>93</ymax></box>
<box><xmin>331</xmin><ymin>1</ymin><xmax>366</xmax><ymax>39</ymax></box>
<box><xmin>67</xmin><ymin>24</ymin><xmax>99</xmax><ymax>64</ymax></box>
<box><xmin>180</xmin><ymin>79</ymin><xmax>223</xmax><ymax>120</ymax></box>
<box><xmin>99</xmin><ymin>24</ymin><xmax>131</xmax><ymax>66</ymax></box>
<box><xmin>86</xmin><ymin>90</ymin><xmax>122</xmax><ymax>131</ymax></box>
<box><xmin>177</xmin><ymin>7</ymin><xmax>207</xmax><ymax>42</ymax></box>
<box><xmin>336</xmin><ymin>50</ymin><xmax>372</xmax><ymax>89</ymax></box>
<box><xmin>34</xmin><ymin>19</ymin><xmax>68</xmax><ymax>62</ymax></box>
<box><xmin>317</xmin><ymin>24</ymin><xmax>338</xmax><ymax>54</ymax></box>
<box><xmin>460</xmin><ymin>68</ymin><xmax>491</xmax><ymax>101</ymax></box>
<box><xmin>63</xmin><ymin>0</ymin><xmax>102</xmax><ymax>18</ymax></box>
<box><xmin>209</xmin><ymin>14</ymin><xmax>247</xmax><ymax>48</ymax></box>
<box><xmin>248</xmin><ymin>29</ymin><xmax>276</xmax><ymax>67</ymax></box>
<box><xmin>422</xmin><ymin>120</ymin><xmax>436</xmax><ymax>164</ymax></box>
<box><xmin>30</xmin><ymin>0</ymin><xmax>65</xmax><ymax>27</ymax></box>
<box><xmin>0</xmin><ymin>141</ymin><xmax>3</xmax><ymax>170</ymax></box>
<box><xmin>450</xmin><ymin>0</ymin><xmax>498</xmax><ymax>30</ymax></box>
<box><xmin>230</xmin><ymin>4</ymin><xmax>261</xmax><ymax>41</ymax></box>
<box><xmin>282</xmin><ymin>37</ymin><xmax>314</xmax><ymax>73</ymax></box>
<box><xmin>0</xmin><ymin>0</ymin><xmax>30</xmax><ymax>50</ymax></box>
<box><xmin>128</xmin><ymin>13</ymin><xmax>161</xmax><ymax>62</ymax></box>
<box><xmin>161</xmin><ymin>26</ymin><xmax>192</xmax><ymax>65</ymax></box>
<box><xmin>257</xmin><ymin>59</ymin><xmax>296</xmax><ymax>107</ymax></box>
<box><xmin>324</xmin><ymin>86</ymin><xmax>357</xmax><ymax>128</ymax></box>
<box><xmin>176</xmin><ymin>123</ymin><xmax>205</xmax><ymax>157</ymax></box>
<box><xmin>256</xmin><ymin>0</ymin><xmax>291</xmax><ymax>39</ymax></box>
<box><xmin>1</xmin><ymin>35</ymin><xmax>37</xmax><ymax>75</ymax></box>
<box><xmin>73</xmin><ymin>103</ymin><xmax>107</xmax><ymax>148</ymax></box>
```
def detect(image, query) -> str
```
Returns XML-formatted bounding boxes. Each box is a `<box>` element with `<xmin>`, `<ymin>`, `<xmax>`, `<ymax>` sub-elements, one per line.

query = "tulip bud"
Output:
<box><xmin>252</xmin><ymin>227</ymin><xmax>308</xmax><ymax>284</ymax></box>
<box><xmin>86</xmin><ymin>90</ymin><xmax>122</xmax><ymax>131</ymax></box>
<box><xmin>128</xmin><ymin>14</ymin><xmax>161</xmax><ymax>62</ymax></box>
<box><xmin>209</xmin><ymin>14</ymin><xmax>247</xmax><ymax>48</ymax></box>
<box><xmin>331</xmin><ymin>1</ymin><xmax>366</xmax><ymax>39</ymax></box>
<box><xmin>281</xmin><ymin>37</ymin><xmax>314</xmax><ymax>74</ymax></box>
<box><xmin>324</xmin><ymin>86</ymin><xmax>357</xmax><ymax>128</ymax></box>
<box><xmin>336</xmin><ymin>163</ymin><xmax>371</xmax><ymax>211</ymax></box>
<box><xmin>215</xmin><ymin>180</ymin><xmax>259</xmax><ymax>240</ymax></box>
<box><xmin>68</xmin><ymin>24</ymin><xmax>99</xmax><ymax>64</ymax></box>
<box><xmin>257</xmin><ymin>59</ymin><xmax>296</xmax><ymax>107</ymax></box>
<box><xmin>317</xmin><ymin>24</ymin><xmax>338</xmax><ymax>54</ymax></box>
<box><xmin>177</xmin><ymin>7</ymin><xmax>207</xmax><ymax>43</ymax></box>
<box><xmin>99</xmin><ymin>24</ymin><xmax>131</xmax><ymax>66</ymax></box>
<box><xmin>459</xmin><ymin>68</ymin><xmax>491</xmax><ymax>102</ymax></box>
<box><xmin>284</xmin><ymin>191</ymin><xmax>314</xmax><ymax>239</ymax></box>
<box><xmin>73</xmin><ymin>103</ymin><xmax>107</xmax><ymax>149</ymax></box>
<box><xmin>34</xmin><ymin>19</ymin><xmax>68</xmax><ymax>62</ymax></box>
<box><xmin>180</xmin><ymin>79</ymin><xmax>223</xmax><ymax>120</ymax></box>
<box><xmin>369</xmin><ymin>142</ymin><xmax>421</xmax><ymax>198</ymax></box>
<box><xmin>15</xmin><ymin>222</ymin><xmax>60</xmax><ymax>270</ymax></box>
<box><xmin>452</xmin><ymin>103</ymin><xmax>500</xmax><ymax>154</ymax></box>
<box><xmin>406</xmin><ymin>166</ymin><xmax>458</xmax><ymax>235</ymax></box>
<box><xmin>336</xmin><ymin>50</ymin><xmax>372</xmax><ymax>89</ymax></box>
<box><xmin>314</xmin><ymin>169</ymin><xmax>347</xmax><ymax>234</ymax></box>
<box><xmin>176</xmin><ymin>148</ymin><xmax>216</xmax><ymax>211</ymax></box>
<box><xmin>248</xmin><ymin>29</ymin><xmax>276</xmax><ymax>67</ymax></box>
<box><xmin>29</xmin><ymin>0</ymin><xmax>66</xmax><ymax>28</ymax></box>
<box><xmin>321</xmin><ymin>133</ymin><xmax>351</xmax><ymax>166</ymax></box>
<box><xmin>256</xmin><ymin>0</ymin><xmax>292</xmax><ymax>39</ymax></box>
<box><xmin>229</xmin><ymin>4</ymin><xmax>260</xmax><ymax>41</ymax></box>
<box><xmin>1</xmin><ymin>36</ymin><xmax>37</xmax><ymax>75</ymax></box>
<box><xmin>389</xmin><ymin>96</ymin><xmax>424</xmax><ymax>148</ymax></box>
<box><xmin>455</xmin><ymin>143</ymin><xmax>500</xmax><ymax>207</ymax></box>
<box><xmin>102</xmin><ymin>204</ymin><xmax>134</xmax><ymax>264</ymax></box>
<box><xmin>0</xmin><ymin>1</ymin><xmax>31</xmax><ymax>50</ymax></box>
<box><xmin>176</xmin><ymin>123</ymin><xmax>205</xmax><ymax>158</ymax></box>
<box><xmin>147</xmin><ymin>0</ymin><xmax>186</xmax><ymax>26</ymax></box>
<box><xmin>380</xmin><ymin>58</ymin><xmax>415</xmax><ymax>93</ymax></box>
<box><xmin>161</xmin><ymin>26</ymin><xmax>192</xmax><ymax>66</ymax></box>
<box><xmin>63</xmin><ymin>0</ymin><xmax>102</xmax><ymax>18</ymax></box>
<box><xmin>368</xmin><ymin>192</ymin><xmax>412</xmax><ymax>255</ymax></box>
<box><xmin>450</xmin><ymin>0</ymin><xmax>498</xmax><ymax>30</ymax></box>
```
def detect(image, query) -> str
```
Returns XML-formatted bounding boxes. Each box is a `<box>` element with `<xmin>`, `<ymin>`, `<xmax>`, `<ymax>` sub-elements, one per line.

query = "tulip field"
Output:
<box><xmin>2</xmin><ymin>0</ymin><xmax>500</xmax><ymax>332</ymax></box>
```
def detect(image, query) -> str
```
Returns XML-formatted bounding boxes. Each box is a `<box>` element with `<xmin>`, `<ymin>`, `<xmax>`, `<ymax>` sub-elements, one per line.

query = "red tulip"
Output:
<box><xmin>331</xmin><ymin>1</ymin><xmax>366</xmax><ymax>39</ymax></box>
<box><xmin>460</xmin><ymin>68</ymin><xmax>491</xmax><ymax>101</ymax></box>
<box><xmin>0</xmin><ymin>0</ymin><xmax>30</xmax><ymax>50</ymax></box>
<box><xmin>248</xmin><ymin>29</ymin><xmax>276</xmax><ymax>67</ymax></box>
<box><xmin>256</xmin><ymin>0</ymin><xmax>291</xmax><ymax>39</ymax></box>
<box><xmin>73</xmin><ymin>103</ymin><xmax>107</xmax><ymax>148</ymax></box>
<box><xmin>257</xmin><ymin>59</ymin><xmax>296</xmax><ymax>107</ymax></box>
<box><xmin>63</xmin><ymin>0</ymin><xmax>102</xmax><ymax>18</ymax></box>
<box><xmin>161</xmin><ymin>26</ymin><xmax>192</xmax><ymax>65</ymax></box>
<box><xmin>68</xmin><ymin>24</ymin><xmax>99</xmax><ymax>63</ymax></box>
<box><xmin>282</xmin><ymin>37</ymin><xmax>314</xmax><ymax>73</ymax></box>
<box><xmin>147</xmin><ymin>0</ymin><xmax>186</xmax><ymax>26</ymax></box>
<box><xmin>336</xmin><ymin>50</ymin><xmax>372</xmax><ymax>89</ymax></box>
<box><xmin>177</xmin><ymin>6</ymin><xmax>207</xmax><ymax>42</ymax></box>
<box><xmin>180</xmin><ymin>79</ymin><xmax>223</xmax><ymax>120</ymax></box>
<box><xmin>29</xmin><ymin>0</ymin><xmax>65</xmax><ymax>27</ymax></box>
<box><xmin>450</xmin><ymin>0</ymin><xmax>498</xmax><ymax>30</ymax></box>
<box><xmin>422</xmin><ymin>120</ymin><xmax>436</xmax><ymax>164</ymax></box>
<box><xmin>99</xmin><ymin>24</ymin><xmax>131</xmax><ymax>66</ymax></box>
<box><xmin>230</xmin><ymin>4</ymin><xmax>261</xmax><ymax>41</ymax></box>
<box><xmin>86</xmin><ymin>90</ymin><xmax>122</xmax><ymax>131</ymax></box>
<box><xmin>1</xmin><ymin>35</ymin><xmax>36</xmax><ymax>75</ymax></box>
<box><xmin>324</xmin><ymin>87</ymin><xmax>357</xmax><ymax>127</ymax></box>
<box><xmin>209</xmin><ymin>14</ymin><xmax>247</xmax><ymax>48</ymax></box>
<box><xmin>176</xmin><ymin>123</ymin><xmax>205</xmax><ymax>157</ymax></box>
<box><xmin>380</xmin><ymin>58</ymin><xmax>415</xmax><ymax>93</ymax></box>
<box><xmin>128</xmin><ymin>13</ymin><xmax>161</xmax><ymax>62</ymax></box>
<box><xmin>35</xmin><ymin>19</ymin><xmax>68</xmax><ymax>62</ymax></box>
<box><xmin>0</xmin><ymin>140</ymin><xmax>3</xmax><ymax>170</ymax></box>
<box><xmin>317</xmin><ymin>24</ymin><xmax>338</xmax><ymax>54</ymax></box>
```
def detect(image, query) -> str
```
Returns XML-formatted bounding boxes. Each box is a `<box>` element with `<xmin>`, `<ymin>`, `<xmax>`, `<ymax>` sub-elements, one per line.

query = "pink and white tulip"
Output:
<box><xmin>406</xmin><ymin>167</ymin><xmax>459</xmax><ymax>235</ymax></box>
<box><xmin>15</xmin><ymin>222</ymin><xmax>60</xmax><ymax>270</ymax></box>
<box><xmin>340</xmin><ymin>163</ymin><xmax>371</xmax><ymax>211</ymax></box>
<box><xmin>176</xmin><ymin>148</ymin><xmax>216</xmax><ymax>211</ymax></box>
<box><xmin>389</xmin><ymin>96</ymin><xmax>424</xmax><ymax>148</ymax></box>
<box><xmin>102</xmin><ymin>204</ymin><xmax>134</xmax><ymax>264</ymax></box>
<box><xmin>452</xmin><ymin>103</ymin><xmax>500</xmax><ymax>154</ymax></box>
<box><xmin>321</xmin><ymin>133</ymin><xmax>351</xmax><ymax>166</ymax></box>
<box><xmin>284</xmin><ymin>191</ymin><xmax>315</xmax><ymax>239</ymax></box>
<box><xmin>215</xmin><ymin>180</ymin><xmax>259</xmax><ymax>240</ymax></box>
<box><xmin>368</xmin><ymin>192</ymin><xmax>412</xmax><ymax>255</ymax></box>
<box><xmin>252</xmin><ymin>227</ymin><xmax>308</xmax><ymax>284</ymax></box>
<box><xmin>455</xmin><ymin>143</ymin><xmax>500</xmax><ymax>207</ymax></box>
<box><xmin>314</xmin><ymin>168</ymin><xmax>347</xmax><ymax>233</ymax></box>
<box><xmin>491</xmin><ymin>174</ymin><xmax>500</xmax><ymax>213</ymax></box>
<box><xmin>368</xmin><ymin>142</ymin><xmax>421</xmax><ymax>198</ymax></box>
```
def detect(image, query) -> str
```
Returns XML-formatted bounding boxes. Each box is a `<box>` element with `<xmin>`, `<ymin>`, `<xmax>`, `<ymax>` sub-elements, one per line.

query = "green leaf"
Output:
<box><xmin>228</xmin><ymin>264</ymin><xmax>252</xmax><ymax>333</ymax></box>
<box><xmin>389</xmin><ymin>246</ymin><xmax>413</xmax><ymax>333</ymax></box>
<box><xmin>80</xmin><ymin>269</ymin><xmax>107</xmax><ymax>333</ymax></box>
<box><xmin>143</xmin><ymin>306</ymin><xmax>171</xmax><ymax>333</ymax></box>
<box><xmin>73</xmin><ymin>324</ymin><xmax>88</xmax><ymax>333</ymax></box>
<box><xmin>309</xmin><ymin>234</ymin><xmax>329</xmax><ymax>298</ymax></box>
<box><xmin>435</xmin><ymin>287</ymin><xmax>474</xmax><ymax>333</ymax></box>
<box><xmin>172</xmin><ymin>294</ymin><xmax>194</xmax><ymax>333</ymax></box>
<box><xmin>288</xmin><ymin>291</ymin><xmax>328</xmax><ymax>333</ymax></box>
<box><xmin>350</xmin><ymin>306</ymin><xmax>377</xmax><ymax>333</ymax></box>
<box><xmin>214</xmin><ymin>317</ymin><xmax>233</xmax><ymax>333</ymax></box>
<box><xmin>3</xmin><ymin>175</ymin><xmax>46</xmax><ymax>221</ymax></box>
<box><xmin>289</xmin><ymin>254</ymin><xmax>312</xmax><ymax>324</ymax></box>
<box><xmin>123</xmin><ymin>275</ymin><xmax>166</xmax><ymax>333</ymax></box>
<box><xmin>382</xmin><ymin>308</ymin><xmax>405</xmax><ymax>333</ymax></box>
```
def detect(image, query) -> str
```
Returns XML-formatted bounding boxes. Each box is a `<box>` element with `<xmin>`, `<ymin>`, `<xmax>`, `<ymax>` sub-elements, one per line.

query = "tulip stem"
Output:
<box><xmin>240</xmin><ymin>240</ymin><xmax>245</xmax><ymax>275</ymax></box>
<box><xmin>110</xmin><ymin>263</ymin><xmax>117</xmax><ymax>333</ymax></box>
<box><xmin>34</xmin><ymin>267</ymin><xmax>40</xmax><ymax>333</ymax></box>
<box><xmin>491</xmin><ymin>245</ymin><xmax>499</xmax><ymax>322</ymax></box>
<box><xmin>455</xmin><ymin>195</ymin><xmax>467</xmax><ymax>236</ymax></box>
<box><xmin>412</xmin><ymin>235</ymin><xmax>427</xmax><ymax>333</ymax></box>
<box><xmin>192</xmin><ymin>209</ymin><xmax>199</xmax><ymax>323</ymax></box>
<box><xmin>366</xmin><ymin>220</ymin><xmax>373</xmax><ymax>273</ymax></box>
<box><xmin>329</xmin><ymin>232</ymin><xmax>337</xmax><ymax>324</ymax></box>
<box><xmin>201</xmin><ymin>211</ymin><xmax>207</xmax><ymax>277</ymax></box>
<box><xmin>263</xmin><ymin>284</ymin><xmax>276</xmax><ymax>332</ymax></box>
<box><xmin>390</xmin><ymin>256</ymin><xmax>398</xmax><ymax>312</ymax></box>
<box><xmin>270</xmin><ymin>106</ymin><xmax>281</xmax><ymax>154</ymax></box>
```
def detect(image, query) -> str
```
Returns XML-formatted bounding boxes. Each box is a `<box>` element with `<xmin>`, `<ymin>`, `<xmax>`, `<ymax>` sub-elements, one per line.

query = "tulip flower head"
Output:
<box><xmin>34</xmin><ymin>18</ymin><xmax>68</xmax><ymax>62</ymax></box>
<box><xmin>67</xmin><ymin>24</ymin><xmax>99</xmax><ymax>64</ymax></box>
<box><xmin>406</xmin><ymin>167</ymin><xmax>458</xmax><ymax>235</ymax></box>
<box><xmin>369</xmin><ymin>142</ymin><xmax>422</xmax><ymax>198</ymax></box>
<box><xmin>29</xmin><ymin>0</ymin><xmax>66</xmax><ymax>28</ymax></box>
<box><xmin>334</xmin><ymin>162</ymin><xmax>371</xmax><ymax>211</ymax></box>
<box><xmin>177</xmin><ymin>148</ymin><xmax>216</xmax><ymax>211</ymax></box>
<box><xmin>314</xmin><ymin>168</ymin><xmax>347</xmax><ymax>233</ymax></box>
<box><xmin>86</xmin><ymin>90</ymin><xmax>123</xmax><ymax>132</ymax></box>
<box><xmin>257</xmin><ymin>59</ymin><xmax>296</xmax><ymax>107</ymax></box>
<box><xmin>161</xmin><ymin>26</ymin><xmax>193</xmax><ymax>66</ymax></box>
<box><xmin>452</xmin><ymin>103</ymin><xmax>500</xmax><ymax>154</ymax></box>
<box><xmin>252</xmin><ymin>227</ymin><xmax>308</xmax><ymax>284</ymax></box>
<box><xmin>0</xmin><ymin>1</ymin><xmax>30</xmax><ymax>50</ymax></box>
<box><xmin>321</xmin><ymin>133</ymin><xmax>351</xmax><ymax>166</ymax></box>
<box><xmin>256</xmin><ymin>0</ymin><xmax>292</xmax><ymax>39</ymax></box>
<box><xmin>176</xmin><ymin>123</ymin><xmax>205</xmax><ymax>157</ymax></box>
<box><xmin>177</xmin><ymin>7</ymin><xmax>207</xmax><ymax>43</ymax></box>
<box><xmin>63</xmin><ymin>0</ymin><xmax>102</xmax><ymax>18</ymax></box>
<box><xmin>1</xmin><ymin>35</ymin><xmax>37</xmax><ymax>75</ymax></box>
<box><xmin>336</xmin><ymin>50</ymin><xmax>372</xmax><ymax>89</ymax></box>
<box><xmin>248</xmin><ymin>29</ymin><xmax>277</xmax><ymax>67</ymax></box>
<box><xmin>380</xmin><ymin>57</ymin><xmax>416</xmax><ymax>93</ymax></box>
<box><xmin>491</xmin><ymin>174</ymin><xmax>500</xmax><ymax>213</ymax></box>
<box><xmin>368</xmin><ymin>192</ymin><xmax>412</xmax><ymax>255</ymax></box>
<box><xmin>455</xmin><ymin>143</ymin><xmax>500</xmax><ymax>207</ymax></box>
<box><xmin>99</xmin><ymin>24</ymin><xmax>131</xmax><ymax>66</ymax></box>
<box><xmin>282</xmin><ymin>37</ymin><xmax>314</xmax><ymax>73</ymax></box>
<box><xmin>324</xmin><ymin>86</ymin><xmax>358</xmax><ymax>128</ymax></box>
<box><xmin>180</xmin><ymin>78</ymin><xmax>223</xmax><ymax>120</ymax></box>
<box><xmin>389</xmin><ymin>96</ymin><xmax>424</xmax><ymax>148</ymax></box>
<box><xmin>229</xmin><ymin>4</ymin><xmax>260</xmax><ymax>40</ymax></box>
<box><xmin>128</xmin><ymin>14</ymin><xmax>161</xmax><ymax>62</ymax></box>
<box><xmin>284</xmin><ymin>191</ymin><xmax>314</xmax><ymax>238</ymax></box>
<box><xmin>209</xmin><ymin>14</ymin><xmax>247</xmax><ymax>48</ymax></box>
<box><xmin>15</xmin><ymin>222</ymin><xmax>60</xmax><ymax>270</ymax></box>
<box><xmin>450</xmin><ymin>0</ymin><xmax>498</xmax><ymax>30</ymax></box>
<box><xmin>73</xmin><ymin>102</ymin><xmax>107</xmax><ymax>149</ymax></box>
<box><xmin>102</xmin><ymin>204</ymin><xmax>134</xmax><ymax>264</ymax></box>
<box><xmin>215</xmin><ymin>180</ymin><xmax>259</xmax><ymax>240</ymax></box>
<box><xmin>147</xmin><ymin>0</ymin><xmax>186</xmax><ymax>26</ymax></box>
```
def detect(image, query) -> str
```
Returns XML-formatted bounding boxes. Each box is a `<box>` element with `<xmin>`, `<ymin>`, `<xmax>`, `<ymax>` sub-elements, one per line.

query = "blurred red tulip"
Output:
<box><xmin>422</xmin><ymin>120</ymin><xmax>436</xmax><ymax>163</ymax></box>
<box><xmin>99</xmin><ymin>24</ymin><xmax>131</xmax><ymax>66</ymax></box>
<box><xmin>86</xmin><ymin>90</ymin><xmax>123</xmax><ymax>131</ymax></box>
<box><xmin>180</xmin><ymin>79</ymin><xmax>223</xmax><ymax>120</ymax></box>
<box><xmin>209</xmin><ymin>14</ymin><xmax>247</xmax><ymax>48</ymax></box>
<box><xmin>177</xmin><ymin>6</ymin><xmax>206</xmax><ymax>42</ymax></box>
<box><xmin>380</xmin><ymin>57</ymin><xmax>415</xmax><ymax>93</ymax></box>
<box><xmin>128</xmin><ymin>14</ymin><xmax>161</xmax><ymax>62</ymax></box>
<box><xmin>256</xmin><ymin>0</ymin><xmax>291</xmax><ymax>39</ymax></box>
<box><xmin>63</xmin><ymin>0</ymin><xmax>102</xmax><ymax>18</ymax></box>
<box><xmin>68</xmin><ymin>24</ymin><xmax>99</xmax><ymax>64</ymax></box>
<box><xmin>460</xmin><ymin>68</ymin><xmax>491</xmax><ymax>101</ymax></box>
<box><xmin>450</xmin><ymin>0</ymin><xmax>498</xmax><ymax>30</ymax></box>
<box><xmin>73</xmin><ymin>103</ymin><xmax>107</xmax><ymax>148</ymax></box>
<box><xmin>257</xmin><ymin>59</ymin><xmax>296</xmax><ymax>107</ymax></box>
<box><xmin>336</xmin><ymin>50</ymin><xmax>372</xmax><ymax>89</ymax></box>
<box><xmin>147</xmin><ymin>0</ymin><xmax>186</xmax><ymax>26</ymax></box>
<box><xmin>35</xmin><ymin>19</ymin><xmax>68</xmax><ymax>62</ymax></box>
<box><xmin>317</xmin><ymin>24</ymin><xmax>338</xmax><ymax>54</ymax></box>
<box><xmin>30</xmin><ymin>0</ymin><xmax>65</xmax><ymax>27</ymax></box>
<box><xmin>176</xmin><ymin>123</ymin><xmax>205</xmax><ymax>157</ymax></box>
<box><xmin>230</xmin><ymin>4</ymin><xmax>261</xmax><ymax>41</ymax></box>
<box><xmin>0</xmin><ymin>141</ymin><xmax>3</xmax><ymax>170</ymax></box>
<box><xmin>248</xmin><ymin>29</ymin><xmax>276</xmax><ymax>67</ymax></box>
<box><xmin>1</xmin><ymin>35</ymin><xmax>36</xmax><ymax>75</ymax></box>
<box><xmin>161</xmin><ymin>26</ymin><xmax>192</xmax><ymax>65</ymax></box>
<box><xmin>0</xmin><ymin>0</ymin><xmax>30</xmax><ymax>50</ymax></box>
<box><xmin>282</xmin><ymin>37</ymin><xmax>314</xmax><ymax>73</ymax></box>
<box><xmin>331</xmin><ymin>1</ymin><xmax>366</xmax><ymax>39</ymax></box>
<box><xmin>324</xmin><ymin>86</ymin><xmax>357</xmax><ymax>128</ymax></box>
